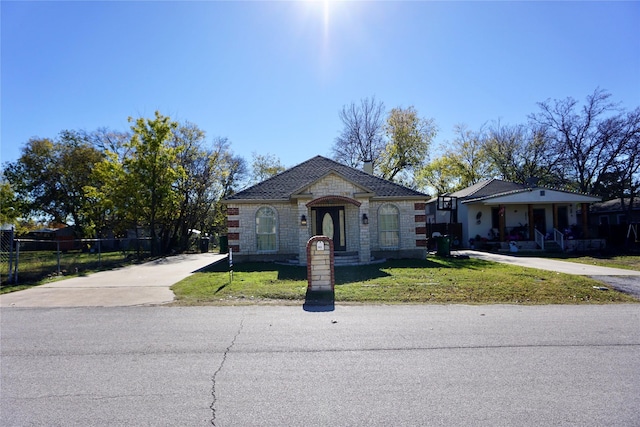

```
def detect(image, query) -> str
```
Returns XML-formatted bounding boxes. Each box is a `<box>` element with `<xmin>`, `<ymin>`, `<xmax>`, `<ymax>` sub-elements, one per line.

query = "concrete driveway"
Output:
<box><xmin>0</xmin><ymin>253</ymin><xmax>226</xmax><ymax>308</ymax></box>
<box><xmin>457</xmin><ymin>249</ymin><xmax>640</xmax><ymax>298</ymax></box>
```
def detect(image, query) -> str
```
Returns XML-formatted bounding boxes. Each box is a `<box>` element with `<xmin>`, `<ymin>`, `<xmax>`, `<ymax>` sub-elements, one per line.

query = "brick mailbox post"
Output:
<box><xmin>306</xmin><ymin>235</ymin><xmax>335</xmax><ymax>291</ymax></box>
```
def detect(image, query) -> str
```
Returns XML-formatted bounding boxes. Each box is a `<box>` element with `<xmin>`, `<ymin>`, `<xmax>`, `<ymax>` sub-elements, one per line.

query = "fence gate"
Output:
<box><xmin>1</xmin><ymin>228</ymin><xmax>15</xmax><ymax>284</ymax></box>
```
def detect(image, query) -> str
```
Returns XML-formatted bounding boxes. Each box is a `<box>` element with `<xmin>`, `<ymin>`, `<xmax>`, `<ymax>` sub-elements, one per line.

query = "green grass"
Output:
<box><xmin>0</xmin><ymin>250</ymin><xmax>146</xmax><ymax>294</ymax></box>
<box><xmin>171</xmin><ymin>257</ymin><xmax>639</xmax><ymax>305</ymax></box>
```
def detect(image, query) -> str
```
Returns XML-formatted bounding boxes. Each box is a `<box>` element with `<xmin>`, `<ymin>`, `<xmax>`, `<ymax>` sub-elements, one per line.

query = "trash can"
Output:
<box><xmin>436</xmin><ymin>235</ymin><xmax>451</xmax><ymax>257</ymax></box>
<box><xmin>219</xmin><ymin>235</ymin><xmax>228</xmax><ymax>254</ymax></box>
<box><xmin>200</xmin><ymin>237</ymin><xmax>210</xmax><ymax>253</ymax></box>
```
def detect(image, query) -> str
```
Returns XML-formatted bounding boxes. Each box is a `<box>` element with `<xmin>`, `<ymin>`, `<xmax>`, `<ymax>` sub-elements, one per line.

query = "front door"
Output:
<box><xmin>533</xmin><ymin>208</ymin><xmax>547</xmax><ymax>234</ymax></box>
<box><xmin>314</xmin><ymin>207</ymin><xmax>346</xmax><ymax>251</ymax></box>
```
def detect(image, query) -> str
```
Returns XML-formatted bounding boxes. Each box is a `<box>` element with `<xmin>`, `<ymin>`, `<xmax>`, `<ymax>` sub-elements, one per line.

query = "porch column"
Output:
<box><xmin>528</xmin><ymin>204</ymin><xmax>534</xmax><ymax>240</ymax></box>
<box><xmin>298</xmin><ymin>200</ymin><xmax>310</xmax><ymax>265</ymax></box>
<box><xmin>581</xmin><ymin>203</ymin><xmax>590</xmax><ymax>238</ymax></box>
<box><xmin>499</xmin><ymin>204</ymin><xmax>506</xmax><ymax>242</ymax></box>
<box><xmin>552</xmin><ymin>204</ymin><xmax>558</xmax><ymax>230</ymax></box>
<box><xmin>358</xmin><ymin>200</ymin><xmax>371</xmax><ymax>264</ymax></box>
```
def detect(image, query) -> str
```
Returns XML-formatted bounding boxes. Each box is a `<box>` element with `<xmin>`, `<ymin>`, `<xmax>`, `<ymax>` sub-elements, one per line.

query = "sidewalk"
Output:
<box><xmin>456</xmin><ymin>250</ymin><xmax>640</xmax><ymax>276</ymax></box>
<box><xmin>0</xmin><ymin>253</ymin><xmax>227</xmax><ymax>308</ymax></box>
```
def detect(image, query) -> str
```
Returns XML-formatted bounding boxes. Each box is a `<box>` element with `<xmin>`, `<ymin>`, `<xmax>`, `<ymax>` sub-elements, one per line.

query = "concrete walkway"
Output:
<box><xmin>0</xmin><ymin>253</ymin><xmax>227</xmax><ymax>308</ymax></box>
<box><xmin>457</xmin><ymin>249</ymin><xmax>640</xmax><ymax>298</ymax></box>
<box><xmin>456</xmin><ymin>250</ymin><xmax>640</xmax><ymax>276</ymax></box>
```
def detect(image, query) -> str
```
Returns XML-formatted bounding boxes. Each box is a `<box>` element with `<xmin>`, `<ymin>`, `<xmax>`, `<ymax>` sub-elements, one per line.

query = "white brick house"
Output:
<box><xmin>223</xmin><ymin>156</ymin><xmax>428</xmax><ymax>265</ymax></box>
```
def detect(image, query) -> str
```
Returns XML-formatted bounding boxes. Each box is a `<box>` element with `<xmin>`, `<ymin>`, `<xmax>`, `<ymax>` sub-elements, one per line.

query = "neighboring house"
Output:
<box><xmin>223</xmin><ymin>156</ymin><xmax>428</xmax><ymax>265</ymax></box>
<box><xmin>585</xmin><ymin>198</ymin><xmax>640</xmax><ymax>248</ymax></box>
<box><xmin>587</xmin><ymin>198</ymin><xmax>640</xmax><ymax>226</ymax></box>
<box><xmin>427</xmin><ymin>179</ymin><xmax>602</xmax><ymax>252</ymax></box>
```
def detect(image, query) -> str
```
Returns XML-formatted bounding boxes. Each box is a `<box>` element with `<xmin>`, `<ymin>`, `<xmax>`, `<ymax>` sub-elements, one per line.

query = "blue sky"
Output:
<box><xmin>2</xmin><ymin>1</ymin><xmax>639</xmax><ymax>169</ymax></box>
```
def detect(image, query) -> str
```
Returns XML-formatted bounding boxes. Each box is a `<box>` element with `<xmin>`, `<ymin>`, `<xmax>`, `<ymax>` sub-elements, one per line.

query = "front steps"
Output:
<box><xmin>283</xmin><ymin>252</ymin><xmax>385</xmax><ymax>266</ymax></box>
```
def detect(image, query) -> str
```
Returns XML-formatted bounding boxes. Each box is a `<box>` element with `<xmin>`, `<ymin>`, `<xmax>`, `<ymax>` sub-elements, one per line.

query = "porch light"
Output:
<box><xmin>300</xmin><ymin>215</ymin><xmax>307</xmax><ymax>226</ymax></box>
<box><xmin>362</xmin><ymin>214</ymin><xmax>369</xmax><ymax>225</ymax></box>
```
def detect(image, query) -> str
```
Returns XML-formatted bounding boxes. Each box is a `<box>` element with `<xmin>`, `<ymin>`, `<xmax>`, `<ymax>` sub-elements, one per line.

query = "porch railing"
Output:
<box><xmin>553</xmin><ymin>228</ymin><xmax>565</xmax><ymax>251</ymax></box>
<box><xmin>534</xmin><ymin>229</ymin><xmax>545</xmax><ymax>250</ymax></box>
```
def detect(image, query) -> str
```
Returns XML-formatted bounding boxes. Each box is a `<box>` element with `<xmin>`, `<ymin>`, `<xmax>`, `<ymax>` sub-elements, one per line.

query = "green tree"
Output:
<box><xmin>3</xmin><ymin>131</ymin><xmax>104</xmax><ymax>236</ymax></box>
<box><xmin>125</xmin><ymin>112</ymin><xmax>181</xmax><ymax>255</ymax></box>
<box><xmin>443</xmin><ymin>124</ymin><xmax>494</xmax><ymax>188</ymax></box>
<box><xmin>416</xmin><ymin>156</ymin><xmax>464</xmax><ymax>195</ymax></box>
<box><xmin>250</xmin><ymin>152</ymin><xmax>285</xmax><ymax>184</ymax></box>
<box><xmin>0</xmin><ymin>180</ymin><xmax>20</xmax><ymax>226</ymax></box>
<box><xmin>379</xmin><ymin>106</ymin><xmax>437</xmax><ymax>184</ymax></box>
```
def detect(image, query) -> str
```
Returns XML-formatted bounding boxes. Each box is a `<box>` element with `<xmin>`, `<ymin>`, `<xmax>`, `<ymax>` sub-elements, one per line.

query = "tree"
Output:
<box><xmin>90</xmin><ymin>127</ymin><xmax>132</xmax><ymax>161</ymax></box>
<box><xmin>3</xmin><ymin>131</ymin><xmax>104</xmax><ymax>236</ymax></box>
<box><xmin>415</xmin><ymin>156</ymin><xmax>462</xmax><ymax>195</ymax></box>
<box><xmin>484</xmin><ymin>122</ymin><xmax>565</xmax><ymax>187</ymax></box>
<box><xmin>447</xmin><ymin>124</ymin><xmax>494</xmax><ymax>188</ymax></box>
<box><xmin>168</xmin><ymin>128</ymin><xmax>243</xmax><ymax>252</ymax></box>
<box><xmin>529</xmin><ymin>88</ymin><xmax>632</xmax><ymax>194</ymax></box>
<box><xmin>591</xmin><ymin>108</ymin><xmax>640</xmax><ymax>221</ymax></box>
<box><xmin>332</xmin><ymin>96</ymin><xmax>386</xmax><ymax>169</ymax></box>
<box><xmin>0</xmin><ymin>180</ymin><xmax>20</xmax><ymax>226</ymax></box>
<box><xmin>124</xmin><ymin>112</ymin><xmax>181</xmax><ymax>255</ymax></box>
<box><xmin>250</xmin><ymin>152</ymin><xmax>285</xmax><ymax>184</ymax></box>
<box><xmin>379</xmin><ymin>106</ymin><xmax>436</xmax><ymax>184</ymax></box>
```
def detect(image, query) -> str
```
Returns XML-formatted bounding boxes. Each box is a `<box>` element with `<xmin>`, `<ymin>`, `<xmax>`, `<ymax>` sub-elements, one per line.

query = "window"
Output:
<box><xmin>256</xmin><ymin>207</ymin><xmax>277</xmax><ymax>251</ymax></box>
<box><xmin>379</xmin><ymin>204</ymin><xmax>399</xmax><ymax>248</ymax></box>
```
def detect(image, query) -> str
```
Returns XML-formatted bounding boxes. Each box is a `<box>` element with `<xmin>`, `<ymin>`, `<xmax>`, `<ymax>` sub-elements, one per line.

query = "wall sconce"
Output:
<box><xmin>362</xmin><ymin>214</ymin><xmax>369</xmax><ymax>225</ymax></box>
<box><xmin>300</xmin><ymin>215</ymin><xmax>307</xmax><ymax>226</ymax></box>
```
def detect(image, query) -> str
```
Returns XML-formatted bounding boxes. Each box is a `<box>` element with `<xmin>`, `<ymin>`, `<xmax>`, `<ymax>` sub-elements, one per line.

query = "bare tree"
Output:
<box><xmin>529</xmin><ymin>88</ymin><xmax>629</xmax><ymax>194</ymax></box>
<box><xmin>593</xmin><ymin>108</ymin><xmax>640</xmax><ymax>221</ymax></box>
<box><xmin>484</xmin><ymin>122</ymin><xmax>565</xmax><ymax>187</ymax></box>
<box><xmin>332</xmin><ymin>96</ymin><xmax>386</xmax><ymax>169</ymax></box>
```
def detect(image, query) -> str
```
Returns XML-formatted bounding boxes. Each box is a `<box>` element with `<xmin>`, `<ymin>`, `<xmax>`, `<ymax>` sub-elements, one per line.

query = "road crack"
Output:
<box><xmin>210</xmin><ymin>318</ymin><xmax>244</xmax><ymax>426</ymax></box>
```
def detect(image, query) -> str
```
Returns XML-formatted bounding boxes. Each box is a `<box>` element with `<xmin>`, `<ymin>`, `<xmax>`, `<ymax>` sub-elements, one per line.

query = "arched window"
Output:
<box><xmin>379</xmin><ymin>204</ymin><xmax>399</xmax><ymax>248</ymax></box>
<box><xmin>256</xmin><ymin>206</ymin><xmax>277</xmax><ymax>252</ymax></box>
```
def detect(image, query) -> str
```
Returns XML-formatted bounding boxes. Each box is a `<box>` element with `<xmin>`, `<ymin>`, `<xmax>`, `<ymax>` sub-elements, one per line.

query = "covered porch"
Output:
<box><xmin>462</xmin><ymin>191</ymin><xmax>602</xmax><ymax>253</ymax></box>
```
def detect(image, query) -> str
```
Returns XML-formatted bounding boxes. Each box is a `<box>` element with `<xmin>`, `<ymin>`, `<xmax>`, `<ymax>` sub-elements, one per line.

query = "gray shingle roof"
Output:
<box><xmin>225</xmin><ymin>155</ymin><xmax>427</xmax><ymax>201</ymax></box>
<box><xmin>444</xmin><ymin>178</ymin><xmax>599</xmax><ymax>204</ymax></box>
<box><xmin>449</xmin><ymin>179</ymin><xmax>527</xmax><ymax>202</ymax></box>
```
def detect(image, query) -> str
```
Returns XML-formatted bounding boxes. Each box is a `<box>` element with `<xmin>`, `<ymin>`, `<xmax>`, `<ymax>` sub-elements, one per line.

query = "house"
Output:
<box><xmin>223</xmin><ymin>156</ymin><xmax>428</xmax><ymax>265</ymax></box>
<box><xmin>588</xmin><ymin>198</ymin><xmax>640</xmax><ymax>226</ymax></box>
<box><xmin>585</xmin><ymin>198</ymin><xmax>640</xmax><ymax>248</ymax></box>
<box><xmin>426</xmin><ymin>179</ymin><xmax>603</xmax><ymax>252</ymax></box>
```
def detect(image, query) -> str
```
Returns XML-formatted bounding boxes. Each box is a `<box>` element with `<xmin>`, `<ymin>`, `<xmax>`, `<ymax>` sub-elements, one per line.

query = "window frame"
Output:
<box><xmin>378</xmin><ymin>203</ymin><xmax>400</xmax><ymax>249</ymax></box>
<box><xmin>255</xmin><ymin>206</ymin><xmax>278</xmax><ymax>252</ymax></box>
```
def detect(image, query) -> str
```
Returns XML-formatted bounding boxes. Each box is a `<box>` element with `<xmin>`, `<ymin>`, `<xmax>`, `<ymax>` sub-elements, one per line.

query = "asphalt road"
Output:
<box><xmin>2</xmin><ymin>305</ymin><xmax>639</xmax><ymax>426</ymax></box>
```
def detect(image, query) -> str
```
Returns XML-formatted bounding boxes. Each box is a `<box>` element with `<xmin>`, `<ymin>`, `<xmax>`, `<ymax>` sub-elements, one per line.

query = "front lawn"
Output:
<box><xmin>170</xmin><ymin>257</ymin><xmax>638</xmax><ymax>305</ymax></box>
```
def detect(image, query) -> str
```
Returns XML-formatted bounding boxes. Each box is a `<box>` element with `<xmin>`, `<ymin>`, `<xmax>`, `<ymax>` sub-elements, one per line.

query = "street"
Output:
<box><xmin>2</xmin><ymin>304</ymin><xmax>639</xmax><ymax>426</ymax></box>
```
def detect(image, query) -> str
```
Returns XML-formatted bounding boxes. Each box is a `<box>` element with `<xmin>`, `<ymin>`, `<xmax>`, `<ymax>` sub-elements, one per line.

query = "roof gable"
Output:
<box><xmin>294</xmin><ymin>170</ymin><xmax>373</xmax><ymax>196</ymax></box>
<box><xmin>225</xmin><ymin>155</ymin><xmax>427</xmax><ymax>201</ymax></box>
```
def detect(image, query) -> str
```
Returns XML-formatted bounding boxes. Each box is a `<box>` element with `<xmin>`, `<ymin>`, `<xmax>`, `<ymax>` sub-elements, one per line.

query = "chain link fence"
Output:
<box><xmin>1</xmin><ymin>233</ymin><xmax>215</xmax><ymax>288</ymax></box>
<box><xmin>1</xmin><ymin>237</ymin><xmax>158</xmax><ymax>287</ymax></box>
<box><xmin>1</xmin><ymin>228</ymin><xmax>16</xmax><ymax>284</ymax></box>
